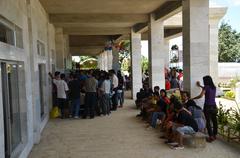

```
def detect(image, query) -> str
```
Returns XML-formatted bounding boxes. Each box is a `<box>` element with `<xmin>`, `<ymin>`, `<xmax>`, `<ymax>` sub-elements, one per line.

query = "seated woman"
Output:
<box><xmin>161</xmin><ymin>96</ymin><xmax>178</xmax><ymax>139</ymax></box>
<box><xmin>141</xmin><ymin>86</ymin><xmax>160</xmax><ymax>120</ymax></box>
<box><xmin>181</xmin><ymin>91</ymin><xmax>206</xmax><ymax>132</ymax></box>
<box><xmin>148</xmin><ymin>89</ymin><xmax>170</xmax><ymax>128</ymax></box>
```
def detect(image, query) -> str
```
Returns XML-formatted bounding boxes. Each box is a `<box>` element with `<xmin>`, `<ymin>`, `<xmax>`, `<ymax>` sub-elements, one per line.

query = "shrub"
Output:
<box><xmin>224</xmin><ymin>91</ymin><xmax>235</xmax><ymax>99</ymax></box>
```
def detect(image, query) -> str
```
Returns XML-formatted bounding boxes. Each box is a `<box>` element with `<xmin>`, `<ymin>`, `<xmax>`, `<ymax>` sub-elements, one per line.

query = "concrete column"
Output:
<box><xmin>97</xmin><ymin>54</ymin><xmax>102</xmax><ymax>69</ymax></box>
<box><xmin>107</xmin><ymin>50</ymin><xmax>113</xmax><ymax>70</ymax></box>
<box><xmin>209</xmin><ymin>16</ymin><xmax>221</xmax><ymax>85</ymax></box>
<box><xmin>103</xmin><ymin>51</ymin><xmax>108</xmax><ymax>71</ymax></box>
<box><xmin>182</xmin><ymin>0</ymin><xmax>209</xmax><ymax>98</ymax></box>
<box><xmin>163</xmin><ymin>40</ymin><xmax>170</xmax><ymax>68</ymax></box>
<box><xmin>131</xmin><ymin>29</ymin><xmax>142</xmax><ymax>100</ymax></box>
<box><xmin>148</xmin><ymin>14</ymin><xmax>165</xmax><ymax>89</ymax></box>
<box><xmin>112</xmin><ymin>47</ymin><xmax>120</xmax><ymax>72</ymax></box>
<box><xmin>55</xmin><ymin>28</ymin><xmax>65</xmax><ymax>71</ymax></box>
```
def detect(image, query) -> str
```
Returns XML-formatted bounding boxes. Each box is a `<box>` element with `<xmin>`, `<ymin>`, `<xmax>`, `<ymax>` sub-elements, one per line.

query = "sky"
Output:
<box><xmin>210</xmin><ymin>0</ymin><xmax>240</xmax><ymax>32</ymax></box>
<box><xmin>141</xmin><ymin>0</ymin><xmax>240</xmax><ymax>57</ymax></box>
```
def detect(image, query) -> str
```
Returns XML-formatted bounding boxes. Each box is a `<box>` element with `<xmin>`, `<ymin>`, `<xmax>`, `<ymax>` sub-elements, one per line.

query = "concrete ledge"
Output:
<box><xmin>183</xmin><ymin>132</ymin><xmax>207</xmax><ymax>148</ymax></box>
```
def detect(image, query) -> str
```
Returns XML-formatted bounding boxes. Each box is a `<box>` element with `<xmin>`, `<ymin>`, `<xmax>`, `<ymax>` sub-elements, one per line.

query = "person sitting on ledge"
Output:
<box><xmin>135</xmin><ymin>84</ymin><xmax>153</xmax><ymax>109</ymax></box>
<box><xmin>139</xmin><ymin>86</ymin><xmax>160</xmax><ymax>120</ymax></box>
<box><xmin>167</xmin><ymin>101</ymin><xmax>199</xmax><ymax>150</ymax></box>
<box><xmin>148</xmin><ymin>89</ymin><xmax>170</xmax><ymax>129</ymax></box>
<box><xmin>181</xmin><ymin>91</ymin><xmax>206</xmax><ymax>132</ymax></box>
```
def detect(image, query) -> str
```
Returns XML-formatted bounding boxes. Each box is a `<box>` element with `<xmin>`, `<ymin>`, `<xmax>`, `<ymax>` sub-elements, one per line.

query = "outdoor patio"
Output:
<box><xmin>28</xmin><ymin>93</ymin><xmax>240</xmax><ymax>158</ymax></box>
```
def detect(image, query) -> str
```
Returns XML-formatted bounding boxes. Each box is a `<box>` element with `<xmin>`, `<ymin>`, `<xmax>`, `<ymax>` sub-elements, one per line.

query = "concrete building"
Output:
<box><xmin>0</xmin><ymin>0</ymin><xmax>226</xmax><ymax>158</ymax></box>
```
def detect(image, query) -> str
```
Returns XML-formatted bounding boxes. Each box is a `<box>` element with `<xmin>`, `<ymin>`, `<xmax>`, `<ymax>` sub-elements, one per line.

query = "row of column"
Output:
<box><xmin>131</xmin><ymin>0</ymin><xmax>214</xmax><ymax>99</ymax></box>
<box><xmin>55</xmin><ymin>28</ymin><xmax>72</xmax><ymax>72</ymax></box>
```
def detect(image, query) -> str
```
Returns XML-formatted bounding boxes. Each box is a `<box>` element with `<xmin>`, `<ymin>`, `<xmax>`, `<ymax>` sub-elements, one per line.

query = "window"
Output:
<box><xmin>0</xmin><ymin>22</ymin><xmax>14</xmax><ymax>45</ymax></box>
<box><xmin>0</xmin><ymin>15</ymin><xmax>24</xmax><ymax>49</ymax></box>
<box><xmin>37</xmin><ymin>40</ymin><xmax>45</xmax><ymax>56</ymax></box>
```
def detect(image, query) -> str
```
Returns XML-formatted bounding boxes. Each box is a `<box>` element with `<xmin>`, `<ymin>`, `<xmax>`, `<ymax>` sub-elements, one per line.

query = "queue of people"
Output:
<box><xmin>49</xmin><ymin>69</ymin><xmax>126</xmax><ymax>119</ymax></box>
<box><xmin>135</xmin><ymin>75</ymin><xmax>218</xmax><ymax>149</ymax></box>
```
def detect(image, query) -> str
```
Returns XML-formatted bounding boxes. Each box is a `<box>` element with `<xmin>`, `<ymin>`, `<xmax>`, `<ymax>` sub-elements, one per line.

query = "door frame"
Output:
<box><xmin>0</xmin><ymin>60</ymin><xmax>24</xmax><ymax>158</ymax></box>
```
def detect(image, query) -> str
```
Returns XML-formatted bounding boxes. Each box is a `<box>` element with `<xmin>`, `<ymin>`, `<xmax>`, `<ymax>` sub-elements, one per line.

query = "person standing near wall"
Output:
<box><xmin>68</xmin><ymin>73</ymin><xmax>81</xmax><ymax>118</ymax></box>
<box><xmin>49</xmin><ymin>72</ymin><xmax>69</xmax><ymax>119</ymax></box>
<box><xmin>191</xmin><ymin>75</ymin><xmax>218</xmax><ymax>142</ymax></box>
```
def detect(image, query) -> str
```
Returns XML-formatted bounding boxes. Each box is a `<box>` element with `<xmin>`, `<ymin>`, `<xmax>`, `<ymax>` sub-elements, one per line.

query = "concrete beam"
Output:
<box><xmin>64</xmin><ymin>27</ymin><xmax>131</xmax><ymax>35</ymax></box>
<box><xmin>154</xmin><ymin>1</ymin><xmax>182</xmax><ymax>21</ymax></box>
<box><xmin>114</xmin><ymin>34</ymin><xmax>130</xmax><ymax>42</ymax></box>
<box><xmin>50</xmin><ymin>14</ymin><xmax>148</xmax><ymax>23</ymax></box>
<box><xmin>141</xmin><ymin>27</ymin><xmax>182</xmax><ymax>40</ymax></box>
<box><xmin>69</xmin><ymin>35</ymin><xmax>110</xmax><ymax>47</ymax></box>
<box><xmin>70</xmin><ymin>46</ymin><xmax>103</xmax><ymax>56</ymax></box>
<box><xmin>133</xmin><ymin>22</ymin><xmax>148</xmax><ymax>33</ymax></box>
<box><xmin>164</xmin><ymin>27</ymin><xmax>182</xmax><ymax>38</ymax></box>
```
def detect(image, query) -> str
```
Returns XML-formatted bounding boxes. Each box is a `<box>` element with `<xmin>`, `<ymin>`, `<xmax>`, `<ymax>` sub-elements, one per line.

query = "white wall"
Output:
<box><xmin>0</xmin><ymin>0</ymin><xmax>56</xmax><ymax>158</ymax></box>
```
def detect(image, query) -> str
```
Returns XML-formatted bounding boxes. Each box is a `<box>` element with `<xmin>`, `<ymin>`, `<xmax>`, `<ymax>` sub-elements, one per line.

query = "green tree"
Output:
<box><xmin>219</xmin><ymin>22</ymin><xmax>240</xmax><ymax>62</ymax></box>
<box><xmin>141</xmin><ymin>56</ymin><xmax>148</xmax><ymax>73</ymax></box>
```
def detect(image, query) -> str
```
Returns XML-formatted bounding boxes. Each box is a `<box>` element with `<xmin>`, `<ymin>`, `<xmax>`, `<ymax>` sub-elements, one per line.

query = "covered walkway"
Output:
<box><xmin>29</xmin><ymin>93</ymin><xmax>240</xmax><ymax>158</ymax></box>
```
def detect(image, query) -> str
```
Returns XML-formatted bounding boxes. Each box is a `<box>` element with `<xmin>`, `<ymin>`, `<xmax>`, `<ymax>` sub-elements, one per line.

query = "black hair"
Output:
<box><xmin>60</xmin><ymin>73</ymin><xmax>65</xmax><ymax>79</ymax></box>
<box><xmin>109</xmin><ymin>69</ymin><xmax>116</xmax><ymax>74</ymax></box>
<box><xmin>54</xmin><ymin>71</ymin><xmax>60</xmax><ymax>77</ymax></box>
<box><xmin>174</xmin><ymin>100</ymin><xmax>183</xmax><ymax>110</ymax></box>
<box><xmin>72</xmin><ymin>73</ymin><xmax>78</xmax><ymax>79</ymax></box>
<box><xmin>203</xmin><ymin>75</ymin><xmax>216</xmax><ymax>89</ymax></box>
<box><xmin>160</xmin><ymin>89</ymin><xmax>167</xmax><ymax>96</ymax></box>
<box><xmin>154</xmin><ymin>86</ymin><xmax>160</xmax><ymax>90</ymax></box>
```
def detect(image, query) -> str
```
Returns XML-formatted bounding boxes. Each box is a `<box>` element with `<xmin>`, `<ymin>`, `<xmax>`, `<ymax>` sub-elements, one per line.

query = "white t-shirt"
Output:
<box><xmin>53</xmin><ymin>79</ymin><xmax>69</xmax><ymax>99</ymax></box>
<box><xmin>101</xmin><ymin>80</ymin><xmax>111</xmax><ymax>94</ymax></box>
<box><xmin>112</xmin><ymin>74</ymin><xmax>119</xmax><ymax>89</ymax></box>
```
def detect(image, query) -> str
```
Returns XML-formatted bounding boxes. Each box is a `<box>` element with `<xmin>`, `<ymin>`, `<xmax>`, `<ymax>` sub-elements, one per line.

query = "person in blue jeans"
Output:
<box><xmin>68</xmin><ymin>74</ymin><xmax>81</xmax><ymax>118</ymax></box>
<box><xmin>83</xmin><ymin>70</ymin><xmax>98</xmax><ymax>119</ymax></box>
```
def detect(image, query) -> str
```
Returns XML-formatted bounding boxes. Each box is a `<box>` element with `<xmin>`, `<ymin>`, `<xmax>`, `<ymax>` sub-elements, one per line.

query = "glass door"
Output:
<box><xmin>1</xmin><ymin>61</ymin><xmax>21</xmax><ymax>158</ymax></box>
<box><xmin>39</xmin><ymin>64</ymin><xmax>46</xmax><ymax>118</ymax></box>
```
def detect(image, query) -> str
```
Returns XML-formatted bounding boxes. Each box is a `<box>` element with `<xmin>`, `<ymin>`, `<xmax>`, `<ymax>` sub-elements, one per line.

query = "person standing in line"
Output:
<box><xmin>49</xmin><ymin>72</ymin><xmax>69</xmax><ymax>119</ymax></box>
<box><xmin>83</xmin><ymin>70</ymin><xmax>98</xmax><ymax>119</ymax></box>
<box><xmin>117</xmin><ymin>70</ymin><xmax>124</xmax><ymax>108</ymax></box>
<box><xmin>68</xmin><ymin>73</ymin><xmax>81</xmax><ymax>118</ymax></box>
<box><xmin>191</xmin><ymin>75</ymin><xmax>218</xmax><ymax>142</ymax></box>
<box><xmin>99</xmin><ymin>72</ymin><xmax>111</xmax><ymax>115</ymax></box>
<box><xmin>109</xmin><ymin>69</ymin><xmax>119</xmax><ymax>111</ymax></box>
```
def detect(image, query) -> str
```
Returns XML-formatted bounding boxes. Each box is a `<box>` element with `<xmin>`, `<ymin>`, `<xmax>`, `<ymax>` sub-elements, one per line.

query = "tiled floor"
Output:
<box><xmin>29</xmin><ymin>97</ymin><xmax>240</xmax><ymax>158</ymax></box>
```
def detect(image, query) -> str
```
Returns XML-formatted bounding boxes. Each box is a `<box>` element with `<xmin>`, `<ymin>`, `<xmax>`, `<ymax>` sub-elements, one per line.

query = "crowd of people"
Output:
<box><xmin>135</xmin><ymin>75</ymin><xmax>218</xmax><ymax>150</ymax></box>
<box><xmin>142</xmin><ymin>67</ymin><xmax>183</xmax><ymax>91</ymax></box>
<box><xmin>49</xmin><ymin>69</ymin><xmax>126</xmax><ymax>119</ymax></box>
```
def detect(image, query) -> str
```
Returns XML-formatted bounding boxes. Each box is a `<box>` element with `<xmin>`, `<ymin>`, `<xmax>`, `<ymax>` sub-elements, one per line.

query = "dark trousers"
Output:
<box><xmin>57</xmin><ymin>98</ymin><xmax>67</xmax><ymax>118</ymax></box>
<box><xmin>100</xmin><ymin>93</ymin><xmax>110</xmax><ymax>115</ymax></box>
<box><xmin>204</xmin><ymin>105</ymin><xmax>218</xmax><ymax>137</ymax></box>
<box><xmin>112</xmin><ymin>88</ymin><xmax>118</xmax><ymax>110</ymax></box>
<box><xmin>84</xmin><ymin>92</ymin><xmax>97</xmax><ymax>118</ymax></box>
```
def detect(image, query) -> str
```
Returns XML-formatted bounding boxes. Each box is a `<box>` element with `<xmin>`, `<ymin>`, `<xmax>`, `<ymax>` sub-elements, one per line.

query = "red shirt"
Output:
<box><xmin>165</xmin><ymin>80</ymin><xmax>171</xmax><ymax>90</ymax></box>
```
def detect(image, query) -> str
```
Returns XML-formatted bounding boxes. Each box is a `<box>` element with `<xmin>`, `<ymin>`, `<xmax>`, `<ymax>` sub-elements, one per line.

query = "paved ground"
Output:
<box><xmin>29</xmin><ymin>97</ymin><xmax>240</xmax><ymax>158</ymax></box>
<box><xmin>216</xmin><ymin>97</ymin><xmax>239</xmax><ymax>110</ymax></box>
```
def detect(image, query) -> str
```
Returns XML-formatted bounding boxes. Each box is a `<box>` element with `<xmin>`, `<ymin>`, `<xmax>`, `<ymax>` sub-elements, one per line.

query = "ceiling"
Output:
<box><xmin>39</xmin><ymin>0</ymin><xmax>181</xmax><ymax>56</ymax></box>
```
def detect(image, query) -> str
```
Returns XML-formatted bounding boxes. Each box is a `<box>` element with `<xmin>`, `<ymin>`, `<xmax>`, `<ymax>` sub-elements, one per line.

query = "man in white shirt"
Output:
<box><xmin>99</xmin><ymin>72</ymin><xmax>111</xmax><ymax>115</ymax></box>
<box><xmin>49</xmin><ymin>72</ymin><xmax>69</xmax><ymax>118</ymax></box>
<box><xmin>109</xmin><ymin>69</ymin><xmax>118</xmax><ymax>110</ymax></box>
